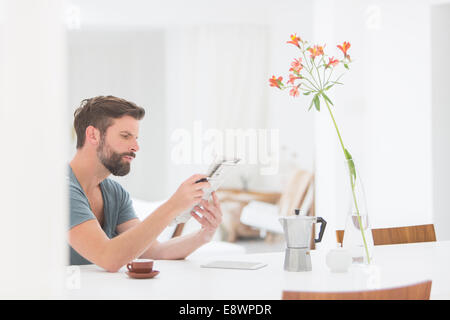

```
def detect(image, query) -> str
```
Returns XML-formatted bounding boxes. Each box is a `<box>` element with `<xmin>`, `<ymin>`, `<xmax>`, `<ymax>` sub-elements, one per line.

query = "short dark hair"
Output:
<box><xmin>73</xmin><ymin>95</ymin><xmax>145</xmax><ymax>149</ymax></box>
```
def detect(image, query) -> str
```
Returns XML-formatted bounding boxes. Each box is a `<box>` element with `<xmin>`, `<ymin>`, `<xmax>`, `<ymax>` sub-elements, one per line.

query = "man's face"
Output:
<box><xmin>96</xmin><ymin>116</ymin><xmax>140</xmax><ymax>176</ymax></box>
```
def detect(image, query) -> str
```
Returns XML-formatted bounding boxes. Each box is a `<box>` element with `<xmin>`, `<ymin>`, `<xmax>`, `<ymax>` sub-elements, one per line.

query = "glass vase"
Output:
<box><xmin>342</xmin><ymin>158</ymin><xmax>374</xmax><ymax>264</ymax></box>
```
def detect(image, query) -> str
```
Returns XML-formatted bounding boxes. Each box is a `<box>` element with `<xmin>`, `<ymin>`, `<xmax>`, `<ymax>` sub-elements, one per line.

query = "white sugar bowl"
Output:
<box><xmin>326</xmin><ymin>247</ymin><xmax>352</xmax><ymax>273</ymax></box>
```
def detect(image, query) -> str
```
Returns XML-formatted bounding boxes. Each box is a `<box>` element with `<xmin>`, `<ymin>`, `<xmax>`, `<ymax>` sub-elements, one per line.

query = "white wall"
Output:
<box><xmin>265</xmin><ymin>1</ymin><xmax>316</xmax><ymax>191</ymax></box>
<box><xmin>431</xmin><ymin>3</ymin><xmax>450</xmax><ymax>240</ymax></box>
<box><xmin>0</xmin><ymin>0</ymin><xmax>67</xmax><ymax>298</ymax></box>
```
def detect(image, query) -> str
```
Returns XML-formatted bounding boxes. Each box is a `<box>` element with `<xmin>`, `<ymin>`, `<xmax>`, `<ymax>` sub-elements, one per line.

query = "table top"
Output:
<box><xmin>65</xmin><ymin>240</ymin><xmax>450</xmax><ymax>300</ymax></box>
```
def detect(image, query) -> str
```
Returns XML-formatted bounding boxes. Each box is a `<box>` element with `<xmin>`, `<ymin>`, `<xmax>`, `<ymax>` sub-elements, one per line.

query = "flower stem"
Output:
<box><xmin>323</xmin><ymin>97</ymin><xmax>371</xmax><ymax>264</ymax></box>
<box><xmin>303</xmin><ymin>77</ymin><xmax>320</xmax><ymax>92</ymax></box>
<box><xmin>325</xmin><ymin>67</ymin><xmax>334</xmax><ymax>87</ymax></box>
<box><xmin>301</xmin><ymin>83</ymin><xmax>316</xmax><ymax>92</ymax></box>
<box><xmin>313</xmin><ymin>57</ymin><xmax>323</xmax><ymax>89</ymax></box>
<box><xmin>301</xmin><ymin>51</ymin><xmax>321</xmax><ymax>90</ymax></box>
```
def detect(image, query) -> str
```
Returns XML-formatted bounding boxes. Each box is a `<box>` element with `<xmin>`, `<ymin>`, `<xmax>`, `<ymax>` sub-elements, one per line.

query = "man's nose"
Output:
<box><xmin>130</xmin><ymin>140</ymin><xmax>139</xmax><ymax>153</ymax></box>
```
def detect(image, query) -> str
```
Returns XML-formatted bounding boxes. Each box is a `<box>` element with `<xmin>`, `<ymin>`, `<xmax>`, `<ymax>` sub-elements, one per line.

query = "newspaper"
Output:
<box><xmin>170</xmin><ymin>157</ymin><xmax>241</xmax><ymax>226</ymax></box>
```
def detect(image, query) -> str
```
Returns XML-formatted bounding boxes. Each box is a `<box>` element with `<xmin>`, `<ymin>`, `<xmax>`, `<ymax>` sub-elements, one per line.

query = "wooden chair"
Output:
<box><xmin>336</xmin><ymin>224</ymin><xmax>436</xmax><ymax>246</ymax></box>
<box><xmin>282</xmin><ymin>280</ymin><xmax>432</xmax><ymax>300</ymax></box>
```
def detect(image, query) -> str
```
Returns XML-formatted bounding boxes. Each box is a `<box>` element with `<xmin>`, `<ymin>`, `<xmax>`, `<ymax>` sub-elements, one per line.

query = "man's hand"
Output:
<box><xmin>167</xmin><ymin>174</ymin><xmax>211</xmax><ymax>213</ymax></box>
<box><xmin>190</xmin><ymin>192</ymin><xmax>223</xmax><ymax>242</ymax></box>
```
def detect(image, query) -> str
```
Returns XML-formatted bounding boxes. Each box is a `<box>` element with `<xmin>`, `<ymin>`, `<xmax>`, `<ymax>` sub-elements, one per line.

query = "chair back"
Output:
<box><xmin>282</xmin><ymin>280</ymin><xmax>432</xmax><ymax>300</ymax></box>
<box><xmin>336</xmin><ymin>224</ymin><xmax>436</xmax><ymax>246</ymax></box>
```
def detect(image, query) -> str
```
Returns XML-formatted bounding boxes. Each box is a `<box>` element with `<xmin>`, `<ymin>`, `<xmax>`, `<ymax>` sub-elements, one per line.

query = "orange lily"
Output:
<box><xmin>287</xmin><ymin>34</ymin><xmax>302</xmax><ymax>48</ymax></box>
<box><xmin>337</xmin><ymin>41</ymin><xmax>351</xmax><ymax>58</ymax></box>
<box><xmin>308</xmin><ymin>45</ymin><xmax>324</xmax><ymax>59</ymax></box>
<box><xmin>326</xmin><ymin>57</ymin><xmax>339</xmax><ymax>68</ymax></box>
<box><xmin>289</xmin><ymin>85</ymin><xmax>300</xmax><ymax>98</ymax></box>
<box><xmin>269</xmin><ymin>75</ymin><xmax>283</xmax><ymax>89</ymax></box>
<box><xmin>289</xmin><ymin>58</ymin><xmax>303</xmax><ymax>73</ymax></box>
<box><xmin>287</xmin><ymin>74</ymin><xmax>301</xmax><ymax>85</ymax></box>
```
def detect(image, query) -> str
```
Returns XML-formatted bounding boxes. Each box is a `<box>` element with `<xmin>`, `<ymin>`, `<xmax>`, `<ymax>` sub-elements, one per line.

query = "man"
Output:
<box><xmin>69</xmin><ymin>96</ymin><xmax>222</xmax><ymax>272</ymax></box>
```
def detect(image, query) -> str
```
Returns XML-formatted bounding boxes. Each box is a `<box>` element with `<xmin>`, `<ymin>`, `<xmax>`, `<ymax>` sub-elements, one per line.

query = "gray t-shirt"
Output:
<box><xmin>68</xmin><ymin>166</ymin><xmax>138</xmax><ymax>265</ymax></box>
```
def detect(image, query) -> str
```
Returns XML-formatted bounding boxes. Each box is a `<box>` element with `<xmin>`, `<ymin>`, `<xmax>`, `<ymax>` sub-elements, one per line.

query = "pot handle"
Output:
<box><xmin>314</xmin><ymin>217</ymin><xmax>327</xmax><ymax>243</ymax></box>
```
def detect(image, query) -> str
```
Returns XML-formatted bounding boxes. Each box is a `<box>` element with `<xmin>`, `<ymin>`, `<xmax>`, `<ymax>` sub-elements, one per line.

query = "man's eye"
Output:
<box><xmin>121</xmin><ymin>135</ymin><xmax>130</xmax><ymax>139</ymax></box>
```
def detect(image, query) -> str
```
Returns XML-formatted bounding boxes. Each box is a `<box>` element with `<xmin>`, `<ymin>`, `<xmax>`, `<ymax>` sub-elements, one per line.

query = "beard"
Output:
<box><xmin>97</xmin><ymin>136</ymin><xmax>135</xmax><ymax>176</ymax></box>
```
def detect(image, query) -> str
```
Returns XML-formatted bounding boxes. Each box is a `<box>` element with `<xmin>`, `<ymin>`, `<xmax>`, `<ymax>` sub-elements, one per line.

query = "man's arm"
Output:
<box><xmin>69</xmin><ymin>200</ymin><xmax>178</xmax><ymax>272</ymax></box>
<box><xmin>69</xmin><ymin>174</ymin><xmax>210</xmax><ymax>272</ymax></box>
<box><xmin>116</xmin><ymin>192</ymin><xmax>223</xmax><ymax>260</ymax></box>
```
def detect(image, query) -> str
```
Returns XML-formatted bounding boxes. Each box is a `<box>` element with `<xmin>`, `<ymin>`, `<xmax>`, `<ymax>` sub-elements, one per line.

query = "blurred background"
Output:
<box><xmin>0</xmin><ymin>0</ymin><xmax>449</xmax><ymax>298</ymax></box>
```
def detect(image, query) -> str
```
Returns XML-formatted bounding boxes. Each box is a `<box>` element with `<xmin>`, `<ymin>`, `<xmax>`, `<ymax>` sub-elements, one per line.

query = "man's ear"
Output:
<box><xmin>85</xmin><ymin>126</ymin><xmax>101</xmax><ymax>146</ymax></box>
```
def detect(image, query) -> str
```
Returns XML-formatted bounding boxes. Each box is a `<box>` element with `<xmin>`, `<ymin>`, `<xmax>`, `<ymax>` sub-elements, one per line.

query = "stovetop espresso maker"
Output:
<box><xmin>279</xmin><ymin>209</ymin><xmax>327</xmax><ymax>272</ymax></box>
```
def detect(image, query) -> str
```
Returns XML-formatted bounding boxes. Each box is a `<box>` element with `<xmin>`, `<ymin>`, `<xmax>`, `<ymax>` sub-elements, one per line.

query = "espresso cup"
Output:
<box><xmin>127</xmin><ymin>259</ymin><xmax>154</xmax><ymax>273</ymax></box>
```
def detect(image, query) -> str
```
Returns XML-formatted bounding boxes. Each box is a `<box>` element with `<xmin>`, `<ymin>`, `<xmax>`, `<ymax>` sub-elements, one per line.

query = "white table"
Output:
<box><xmin>65</xmin><ymin>241</ymin><xmax>450</xmax><ymax>299</ymax></box>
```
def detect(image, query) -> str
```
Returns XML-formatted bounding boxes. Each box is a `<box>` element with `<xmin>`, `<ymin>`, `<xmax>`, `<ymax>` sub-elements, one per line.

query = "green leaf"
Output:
<box><xmin>313</xmin><ymin>94</ymin><xmax>320</xmax><ymax>111</ymax></box>
<box><xmin>321</xmin><ymin>92</ymin><xmax>334</xmax><ymax>106</ymax></box>
<box><xmin>324</xmin><ymin>84</ymin><xmax>334</xmax><ymax>91</ymax></box>
<box><xmin>344</xmin><ymin>149</ymin><xmax>357</xmax><ymax>182</ymax></box>
<box><xmin>344</xmin><ymin>148</ymin><xmax>352</xmax><ymax>160</ymax></box>
<box><xmin>308</xmin><ymin>96</ymin><xmax>315</xmax><ymax>111</ymax></box>
<box><xmin>303</xmin><ymin>91</ymin><xmax>312</xmax><ymax>96</ymax></box>
<box><xmin>344</xmin><ymin>64</ymin><xmax>349</xmax><ymax>69</ymax></box>
<box><xmin>347</xmin><ymin>158</ymin><xmax>356</xmax><ymax>182</ymax></box>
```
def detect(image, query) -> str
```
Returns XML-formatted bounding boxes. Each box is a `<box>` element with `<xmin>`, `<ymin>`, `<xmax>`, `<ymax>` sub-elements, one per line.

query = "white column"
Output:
<box><xmin>0</xmin><ymin>0</ymin><xmax>67</xmax><ymax>298</ymax></box>
<box><xmin>431</xmin><ymin>3</ymin><xmax>450</xmax><ymax>241</ymax></box>
<box><xmin>312</xmin><ymin>0</ymin><xmax>338</xmax><ymax>249</ymax></box>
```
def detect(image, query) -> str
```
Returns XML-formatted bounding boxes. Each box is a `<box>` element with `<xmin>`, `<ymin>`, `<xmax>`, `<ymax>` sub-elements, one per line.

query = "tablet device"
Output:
<box><xmin>170</xmin><ymin>157</ymin><xmax>241</xmax><ymax>225</ymax></box>
<box><xmin>200</xmin><ymin>260</ymin><xmax>267</xmax><ymax>270</ymax></box>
